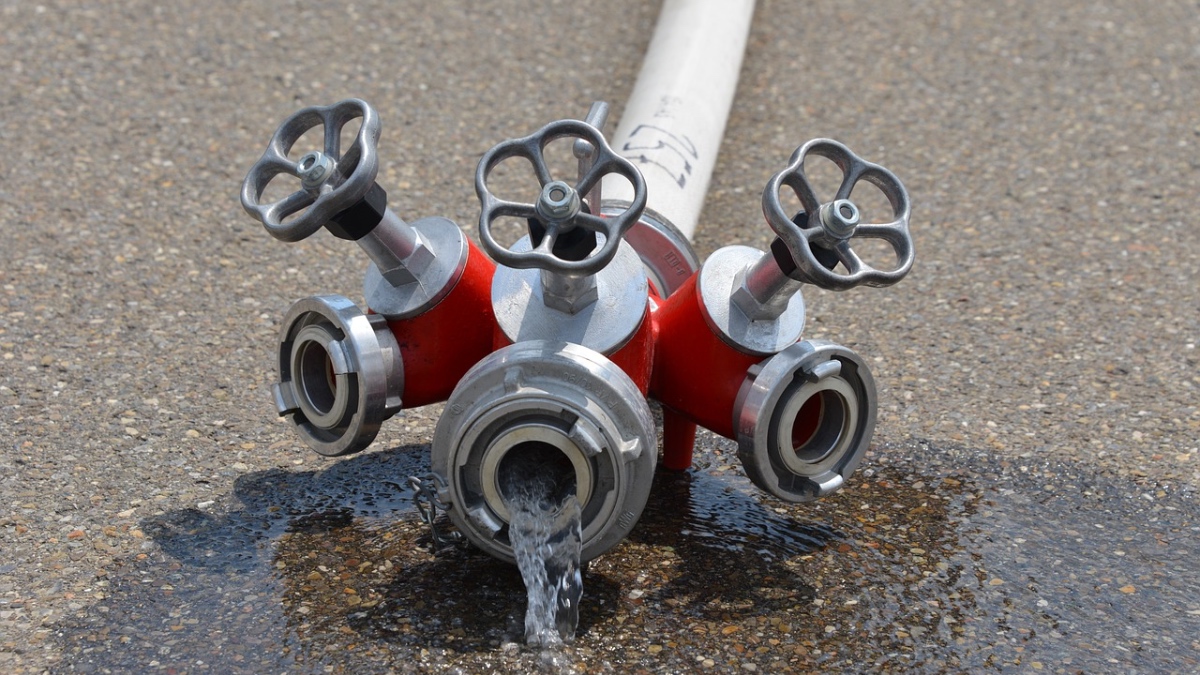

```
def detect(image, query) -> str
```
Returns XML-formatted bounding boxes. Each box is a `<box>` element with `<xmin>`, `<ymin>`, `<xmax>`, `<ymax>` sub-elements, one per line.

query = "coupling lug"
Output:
<box><xmin>272</xmin><ymin>382</ymin><xmax>299</xmax><ymax>416</ymax></box>
<box><xmin>808</xmin><ymin>358</ymin><xmax>841</xmax><ymax>382</ymax></box>
<box><xmin>569</xmin><ymin>418</ymin><xmax>606</xmax><ymax>457</ymax></box>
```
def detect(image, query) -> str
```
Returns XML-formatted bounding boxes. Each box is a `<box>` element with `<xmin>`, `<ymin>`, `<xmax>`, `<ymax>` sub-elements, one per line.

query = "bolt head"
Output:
<box><xmin>536</xmin><ymin>180</ymin><xmax>581</xmax><ymax>223</ymax></box>
<box><xmin>297</xmin><ymin>151</ymin><xmax>336</xmax><ymax>189</ymax></box>
<box><xmin>818</xmin><ymin>199</ymin><xmax>861</xmax><ymax>239</ymax></box>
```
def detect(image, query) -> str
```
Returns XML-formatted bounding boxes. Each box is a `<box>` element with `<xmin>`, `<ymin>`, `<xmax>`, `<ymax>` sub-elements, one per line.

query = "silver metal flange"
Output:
<box><xmin>431</xmin><ymin>341</ymin><xmax>657</xmax><ymax>563</ymax></box>
<box><xmin>362</xmin><ymin>215</ymin><xmax>470</xmax><ymax>319</ymax></box>
<box><xmin>491</xmin><ymin>237</ymin><xmax>649</xmax><ymax>355</ymax></box>
<box><xmin>274</xmin><ymin>295</ymin><xmax>403</xmax><ymax>456</ymax></box>
<box><xmin>734</xmin><ymin>340</ymin><xmax>877</xmax><ymax>502</ymax></box>
<box><xmin>697</xmin><ymin>245</ymin><xmax>807</xmax><ymax>356</ymax></box>
<box><xmin>602</xmin><ymin>202</ymin><xmax>700</xmax><ymax>298</ymax></box>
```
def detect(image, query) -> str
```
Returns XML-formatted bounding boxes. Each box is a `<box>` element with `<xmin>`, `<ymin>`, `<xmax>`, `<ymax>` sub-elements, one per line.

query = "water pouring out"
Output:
<box><xmin>498</xmin><ymin>441</ymin><xmax>584</xmax><ymax>646</ymax></box>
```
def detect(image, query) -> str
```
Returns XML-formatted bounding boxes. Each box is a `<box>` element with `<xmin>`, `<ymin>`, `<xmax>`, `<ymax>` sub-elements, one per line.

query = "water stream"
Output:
<box><xmin>497</xmin><ymin>443</ymin><xmax>585</xmax><ymax>646</ymax></box>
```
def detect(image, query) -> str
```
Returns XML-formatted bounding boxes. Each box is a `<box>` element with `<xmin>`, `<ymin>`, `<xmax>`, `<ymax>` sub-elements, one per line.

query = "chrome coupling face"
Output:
<box><xmin>734</xmin><ymin>340</ymin><xmax>877</xmax><ymax>502</ymax></box>
<box><xmin>273</xmin><ymin>295</ymin><xmax>403</xmax><ymax>456</ymax></box>
<box><xmin>431</xmin><ymin>341</ymin><xmax>656</xmax><ymax>563</ymax></box>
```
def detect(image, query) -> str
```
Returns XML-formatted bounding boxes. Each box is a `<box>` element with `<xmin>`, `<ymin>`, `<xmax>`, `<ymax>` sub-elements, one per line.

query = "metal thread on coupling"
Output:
<box><xmin>818</xmin><ymin>198</ymin><xmax>861</xmax><ymax>239</ymax></box>
<box><xmin>297</xmin><ymin>150</ymin><xmax>336</xmax><ymax>190</ymax></box>
<box><xmin>536</xmin><ymin>180</ymin><xmax>582</xmax><ymax>224</ymax></box>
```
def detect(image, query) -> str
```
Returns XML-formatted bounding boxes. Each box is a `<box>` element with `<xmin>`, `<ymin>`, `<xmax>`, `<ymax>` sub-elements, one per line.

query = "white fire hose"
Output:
<box><xmin>604</xmin><ymin>0</ymin><xmax>756</xmax><ymax>242</ymax></box>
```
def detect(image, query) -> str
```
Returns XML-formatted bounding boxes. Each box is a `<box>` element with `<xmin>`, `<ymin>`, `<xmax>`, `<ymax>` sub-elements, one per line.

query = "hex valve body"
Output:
<box><xmin>240</xmin><ymin>99</ymin><xmax>914</xmax><ymax>563</ymax></box>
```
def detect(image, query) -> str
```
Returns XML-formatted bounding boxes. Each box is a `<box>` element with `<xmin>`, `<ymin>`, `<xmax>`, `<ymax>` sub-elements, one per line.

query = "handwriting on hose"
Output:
<box><xmin>621</xmin><ymin>124</ymin><xmax>698</xmax><ymax>189</ymax></box>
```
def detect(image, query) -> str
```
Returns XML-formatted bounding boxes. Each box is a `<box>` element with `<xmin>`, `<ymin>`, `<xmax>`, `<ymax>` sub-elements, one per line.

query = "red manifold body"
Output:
<box><xmin>386</xmin><ymin>242</ymin><xmax>497</xmax><ymax>407</ymax></box>
<box><xmin>649</xmin><ymin>275</ymin><xmax>764</xmax><ymax>470</ymax></box>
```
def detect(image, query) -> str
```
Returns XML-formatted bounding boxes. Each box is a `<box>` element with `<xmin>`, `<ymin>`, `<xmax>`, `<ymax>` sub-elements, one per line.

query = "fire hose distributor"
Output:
<box><xmin>430</xmin><ymin>106</ymin><xmax>659</xmax><ymax>562</ymax></box>
<box><xmin>652</xmin><ymin>139</ymin><xmax>915</xmax><ymax>500</ymax></box>
<box><xmin>240</xmin><ymin>99</ymin><xmax>495</xmax><ymax>456</ymax></box>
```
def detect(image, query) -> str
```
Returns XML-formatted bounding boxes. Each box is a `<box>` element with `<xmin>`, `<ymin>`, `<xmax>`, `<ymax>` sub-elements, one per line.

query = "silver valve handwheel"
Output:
<box><xmin>241</xmin><ymin>99</ymin><xmax>382</xmax><ymax>242</ymax></box>
<box><xmin>762</xmin><ymin>139</ymin><xmax>914</xmax><ymax>291</ymax></box>
<box><xmin>475</xmin><ymin>118</ymin><xmax>648</xmax><ymax>276</ymax></box>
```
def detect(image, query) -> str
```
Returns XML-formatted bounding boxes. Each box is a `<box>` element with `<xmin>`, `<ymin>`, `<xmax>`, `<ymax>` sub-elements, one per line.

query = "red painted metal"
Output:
<box><xmin>649</xmin><ymin>273</ymin><xmax>765</xmax><ymax>469</ymax></box>
<box><xmin>605</xmin><ymin>307</ymin><xmax>655</xmax><ymax>394</ymax></box>
<box><xmin>491</xmin><ymin>305</ymin><xmax>657</xmax><ymax>395</ymax></box>
<box><xmin>383</xmin><ymin>242</ymin><xmax>497</xmax><ymax>408</ymax></box>
<box><xmin>362</xmin><ymin>235</ymin><xmax>795</xmax><ymax>475</ymax></box>
<box><xmin>660</xmin><ymin>408</ymin><xmax>698</xmax><ymax>471</ymax></box>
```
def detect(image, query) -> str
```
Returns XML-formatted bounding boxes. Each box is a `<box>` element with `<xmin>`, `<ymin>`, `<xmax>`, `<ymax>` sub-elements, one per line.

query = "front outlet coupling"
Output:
<box><xmin>431</xmin><ymin>341</ymin><xmax>657</xmax><ymax>563</ymax></box>
<box><xmin>734</xmin><ymin>340</ymin><xmax>877</xmax><ymax>502</ymax></box>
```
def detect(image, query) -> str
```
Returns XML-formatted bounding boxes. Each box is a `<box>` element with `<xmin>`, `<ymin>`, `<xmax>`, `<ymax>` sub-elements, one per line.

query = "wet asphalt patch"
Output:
<box><xmin>49</xmin><ymin>439</ymin><xmax>1198</xmax><ymax>674</ymax></box>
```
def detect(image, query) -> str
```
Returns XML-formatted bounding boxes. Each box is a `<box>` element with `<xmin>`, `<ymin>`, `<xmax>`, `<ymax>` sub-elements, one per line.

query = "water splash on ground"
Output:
<box><xmin>45</xmin><ymin>440</ymin><xmax>1200</xmax><ymax>673</ymax></box>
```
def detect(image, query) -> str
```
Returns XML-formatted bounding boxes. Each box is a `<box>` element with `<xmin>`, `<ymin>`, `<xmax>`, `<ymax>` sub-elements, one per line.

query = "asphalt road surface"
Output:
<box><xmin>2</xmin><ymin>0</ymin><xmax>1198</xmax><ymax>672</ymax></box>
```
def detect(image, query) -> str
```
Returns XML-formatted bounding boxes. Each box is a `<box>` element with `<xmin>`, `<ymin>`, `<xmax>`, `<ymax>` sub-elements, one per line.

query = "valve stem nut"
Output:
<box><xmin>297</xmin><ymin>151</ymin><xmax>337</xmax><ymax>190</ymax></box>
<box><xmin>817</xmin><ymin>199</ymin><xmax>861</xmax><ymax>239</ymax></box>
<box><xmin>536</xmin><ymin>181</ymin><xmax>581</xmax><ymax>224</ymax></box>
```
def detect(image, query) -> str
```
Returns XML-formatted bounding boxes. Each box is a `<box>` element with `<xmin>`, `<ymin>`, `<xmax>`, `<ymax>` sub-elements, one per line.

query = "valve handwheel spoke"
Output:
<box><xmin>241</xmin><ymin>99</ymin><xmax>382</xmax><ymax>243</ymax></box>
<box><xmin>763</xmin><ymin>139</ymin><xmax>914</xmax><ymax>291</ymax></box>
<box><xmin>476</xmin><ymin>118</ymin><xmax>647</xmax><ymax>275</ymax></box>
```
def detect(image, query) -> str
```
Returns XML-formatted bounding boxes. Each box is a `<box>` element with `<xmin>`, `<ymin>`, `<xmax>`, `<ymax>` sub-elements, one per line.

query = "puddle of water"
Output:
<box><xmin>49</xmin><ymin>439</ymin><xmax>1199</xmax><ymax>673</ymax></box>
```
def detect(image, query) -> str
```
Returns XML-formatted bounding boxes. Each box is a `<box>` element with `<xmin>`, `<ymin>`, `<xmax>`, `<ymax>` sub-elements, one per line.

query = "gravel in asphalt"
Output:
<box><xmin>2</xmin><ymin>0</ymin><xmax>1197</xmax><ymax>672</ymax></box>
